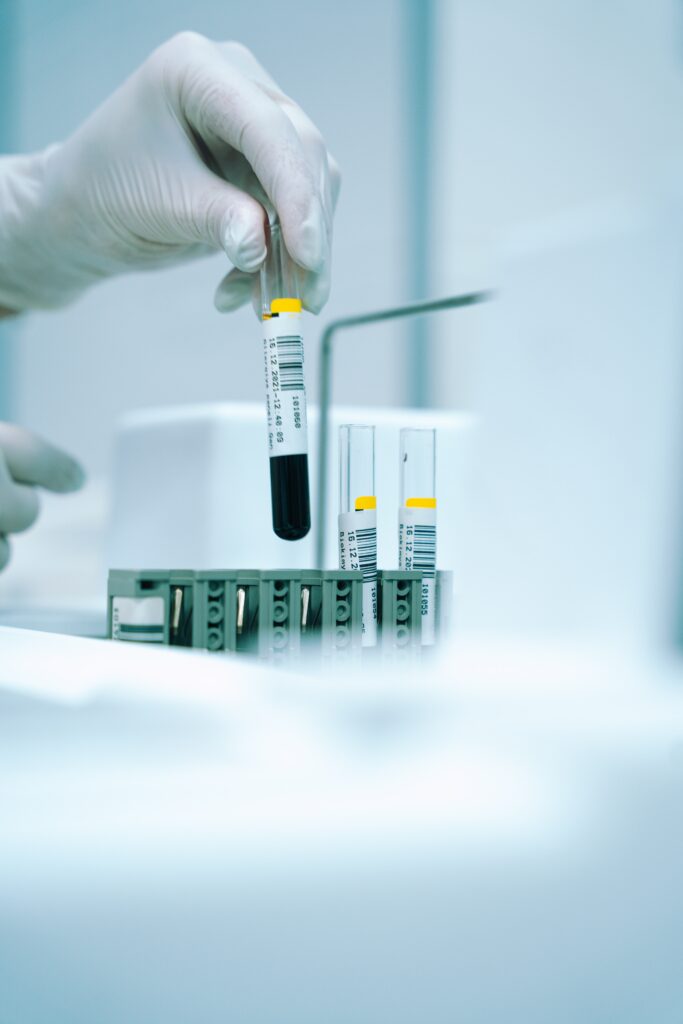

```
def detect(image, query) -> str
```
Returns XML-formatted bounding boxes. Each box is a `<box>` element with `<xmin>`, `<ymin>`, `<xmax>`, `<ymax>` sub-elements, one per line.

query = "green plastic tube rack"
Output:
<box><xmin>108</xmin><ymin>568</ymin><xmax>452</xmax><ymax>661</ymax></box>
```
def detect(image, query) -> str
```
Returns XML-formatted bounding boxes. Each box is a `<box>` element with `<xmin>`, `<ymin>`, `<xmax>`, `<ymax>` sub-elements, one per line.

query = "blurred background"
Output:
<box><xmin>4</xmin><ymin>13</ymin><xmax>683</xmax><ymax>1018</ymax></box>
<box><xmin>2</xmin><ymin>0</ymin><xmax>681</xmax><ymax>471</ymax></box>
<box><xmin>2</xmin><ymin>0</ymin><xmax>683</xmax><ymax>646</ymax></box>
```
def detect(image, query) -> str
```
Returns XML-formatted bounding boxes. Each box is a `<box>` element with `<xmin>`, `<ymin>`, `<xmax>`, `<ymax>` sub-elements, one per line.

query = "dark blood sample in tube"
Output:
<box><xmin>260</xmin><ymin>219</ymin><xmax>311</xmax><ymax>541</ymax></box>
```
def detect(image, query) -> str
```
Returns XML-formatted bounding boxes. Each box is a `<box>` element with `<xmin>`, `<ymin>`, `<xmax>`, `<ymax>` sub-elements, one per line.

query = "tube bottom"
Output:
<box><xmin>270</xmin><ymin>454</ymin><xmax>311</xmax><ymax>541</ymax></box>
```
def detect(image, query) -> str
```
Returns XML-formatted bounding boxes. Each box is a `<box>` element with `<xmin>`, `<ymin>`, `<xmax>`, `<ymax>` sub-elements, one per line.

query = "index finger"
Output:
<box><xmin>217</xmin><ymin>41</ymin><xmax>336</xmax><ymax>223</ymax></box>
<box><xmin>0</xmin><ymin>454</ymin><xmax>40</xmax><ymax>533</ymax></box>
<box><xmin>177</xmin><ymin>41</ymin><xmax>329</xmax><ymax>274</ymax></box>
<box><xmin>0</xmin><ymin>424</ymin><xmax>85</xmax><ymax>493</ymax></box>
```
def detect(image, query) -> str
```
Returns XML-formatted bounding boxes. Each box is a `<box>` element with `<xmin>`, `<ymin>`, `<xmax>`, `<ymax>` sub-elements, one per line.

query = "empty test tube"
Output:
<box><xmin>260</xmin><ymin>219</ymin><xmax>311</xmax><ymax>540</ymax></box>
<box><xmin>338</xmin><ymin>425</ymin><xmax>378</xmax><ymax>646</ymax></box>
<box><xmin>398</xmin><ymin>428</ymin><xmax>437</xmax><ymax>644</ymax></box>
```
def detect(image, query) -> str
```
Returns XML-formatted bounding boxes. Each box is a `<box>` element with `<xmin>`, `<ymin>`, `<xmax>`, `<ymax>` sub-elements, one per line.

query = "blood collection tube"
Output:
<box><xmin>260</xmin><ymin>219</ymin><xmax>311</xmax><ymax>540</ymax></box>
<box><xmin>338</xmin><ymin>425</ymin><xmax>378</xmax><ymax>646</ymax></box>
<box><xmin>398</xmin><ymin>428</ymin><xmax>437</xmax><ymax>644</ymax></box>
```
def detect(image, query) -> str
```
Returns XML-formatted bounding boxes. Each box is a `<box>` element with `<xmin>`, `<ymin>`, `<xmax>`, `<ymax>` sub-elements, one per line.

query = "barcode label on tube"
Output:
<box><xmin>354</xmin><ymin>527</ymin><xmax>378</xmax><ymax>582</ymax></box>
<box><xmin>399</xmin><ymin>506</ymin><xmax>437</xmax><ymax>645</ymax></box>
<box><xmin>411</xmin><ymin>524</ymin><xmax>436</xmax><ymax>576</ymax></box>
<box><xmin>275</xmin><ymin>336</ymin><xmax>305</xmax><ymax>391</ymax></box>
<box><xmin>263</xmin><ymin>311</ymin><xmax>308</xmax><ymax>457</ymax></box>
<box><xmin>339</xmin><ymin>509</ymin><xmax>378</xmax><ymax>646</ymax></box>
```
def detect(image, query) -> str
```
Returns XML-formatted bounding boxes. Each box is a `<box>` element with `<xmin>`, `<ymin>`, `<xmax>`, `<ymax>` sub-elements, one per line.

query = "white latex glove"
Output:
<box><xmin>0</xmin><ymin>424</ymin><xmax>85</xmax><ymax>571</ymax></box>
<box><xmin>0</xmin><ymin>33</ymin><xmax>340</xmax><ymax>316</ymax></box>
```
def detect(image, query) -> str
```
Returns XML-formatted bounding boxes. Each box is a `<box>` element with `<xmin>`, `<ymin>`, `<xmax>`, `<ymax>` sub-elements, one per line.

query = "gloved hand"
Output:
<box><xmin>0</xmin><ymin>424</ymin><xmax>85</xmax><ymax>570</ymax></box>
<box><xmin>0</xmin><ymin>33</ymin><xmax>339</xmax><ymax>316</ymax></box>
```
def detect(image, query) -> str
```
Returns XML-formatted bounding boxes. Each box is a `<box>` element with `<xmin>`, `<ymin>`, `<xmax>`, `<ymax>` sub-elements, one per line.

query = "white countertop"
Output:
<box><xmin>2</xmin><ymin>626</ymin><xmax>683</xmax><ymax>1021</ymax></box>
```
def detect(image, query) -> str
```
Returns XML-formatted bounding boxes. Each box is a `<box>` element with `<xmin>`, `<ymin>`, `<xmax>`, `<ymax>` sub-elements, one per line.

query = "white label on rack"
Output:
<box><xmin>111</xmin><ymin>596</ymin><xmax>165</xmax><ymax>642</ymax></box>
<box><xmin>399</xmin><ymin>506</ymin><xmax>437</xmax><ymax>645</ymax></box>
<box><xmin>263</xmin><ymin>310</ymin><xmax>308</xmax><ymax>458</ymax></box>
<box><xmin>338</xmin><ymin>509</ymin><xmax>378</xmax><ymax>647</ymax></box>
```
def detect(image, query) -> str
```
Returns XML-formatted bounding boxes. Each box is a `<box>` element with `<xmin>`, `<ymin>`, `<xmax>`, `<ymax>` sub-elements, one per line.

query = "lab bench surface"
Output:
<box><xmin>2</xmin><ymin>626</ymin><xmax>683</xmax><ymax>1024</ymax></box>
<box><xmin>0</xmin><ymin>606</ymin><xmax>107</xmax><ymax>638</ymax></box>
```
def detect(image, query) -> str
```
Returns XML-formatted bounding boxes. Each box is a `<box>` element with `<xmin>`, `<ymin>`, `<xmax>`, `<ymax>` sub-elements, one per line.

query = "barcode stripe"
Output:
<box><xmin>412</xmin><ymin>524</ymin><xmax>436</xmax><ymax>576</ymax></box>
<box><xmin>276</xmin><ymin>335</ymin><xmax>304</xmax><ymax>391</ymax></box>
<box><xmin>355</xmin><ymin>526</ymin><xmax>377</xmax><ymax>582</ymax></box>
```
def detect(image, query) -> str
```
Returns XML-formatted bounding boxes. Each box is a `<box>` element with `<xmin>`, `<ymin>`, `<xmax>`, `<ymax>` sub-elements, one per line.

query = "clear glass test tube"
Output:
<box><xmin>398</xmin><ymin>428</ymin><xmax>437</xmax><ymax>645</ymax></box>
<box><xmin>400</xmin><ymin>428</ymin><xmax>436</xmax><ymax>505</ymax></box>
<box><xmin>338</xmin><ymin>425</ymin><xmax>378</xmax><ymax>646</ymax></box>
<box><xmin>260</xmin><ymin>219</ymin><xmax>302</xmax><ymax>314</ymax></box>
<box><xmin>260</xmin><ymin>219</ymin><xmax>310</xmax><ymax>541</ymax></box>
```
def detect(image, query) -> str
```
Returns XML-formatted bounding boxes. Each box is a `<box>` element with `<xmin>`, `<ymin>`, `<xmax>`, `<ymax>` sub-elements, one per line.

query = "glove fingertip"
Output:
<box><xmin>302</xmin><ymin>270</ymin><xmax>331</xmax><ymax>315</ymax></box>
<box><xmin>49</xmin><ymin>458</ymin><xmax>86</xmax><ymax>494</ymax></box>
<box><xmin>220</xmin><ymin>204</ymin><xmax>267</xmax><ymax>274</ymax></box>
<box><xmin>214</xmin><ymin>275</ymin><xmax>252</xmax><ymax>314</ymax></box>
<box><xmin>64</xmin><ymin>460</ymin><xmax>86</xmax><ymax>493</ymax></box>
<box><xmin>282</xmin><ymin>195</ymin><xmax>329</xmax><ymax>275</ymax></box>
<box><xmin>215</xmin><ymin>291</ymin><xmax>249</xmax><ymax>313</ymax></box>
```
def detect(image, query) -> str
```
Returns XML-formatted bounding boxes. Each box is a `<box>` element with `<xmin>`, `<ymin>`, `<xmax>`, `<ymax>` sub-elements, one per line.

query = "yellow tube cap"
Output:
<box><xmin>271</xmin><ymin>298</ymin><xmax>302</xmax><ymax>313</ymax></box>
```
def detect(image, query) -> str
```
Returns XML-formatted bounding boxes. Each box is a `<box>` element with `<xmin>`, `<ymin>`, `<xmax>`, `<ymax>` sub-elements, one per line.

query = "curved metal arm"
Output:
<box><xmin>315</xmin><ymin>289</ymin><xmax>495</xmax><ymax>567</ymax></box>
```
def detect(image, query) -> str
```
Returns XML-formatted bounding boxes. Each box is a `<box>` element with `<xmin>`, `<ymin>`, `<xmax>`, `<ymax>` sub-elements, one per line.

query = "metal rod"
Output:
<box><xmin>301</xmin><ymin>585</ymin><xmax>310</xmax><ymax>630</ymax></box>
<box><xmin>236</xmin><ymin>587</ymin><xmax>246</xmax><ymax>635</ymax></box>
<box><xmin>404</xmin><ymin>0</ymin><xmax>436</xmax><ymax>407</ymax></box>
<box><xmin>315</xmin><ymin>289</ymin><xmax>495</xmax><ymax>567</ymax></box>
<box><xmin>171</xmin><ymin>587</ymin><xmax>183</xmax><ymax>633</ymax></box>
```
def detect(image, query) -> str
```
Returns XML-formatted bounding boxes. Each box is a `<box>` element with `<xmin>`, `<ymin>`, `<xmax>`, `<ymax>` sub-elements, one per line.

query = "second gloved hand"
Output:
<box><xmin>0</xmin><ymin>33</ymin><xmax>340</xmax><ymax>316</ymax></box>
<box><xmin>0</xmin><ymin>424</ymin><xmax>85</xmax><ymax>571</ymax></box>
